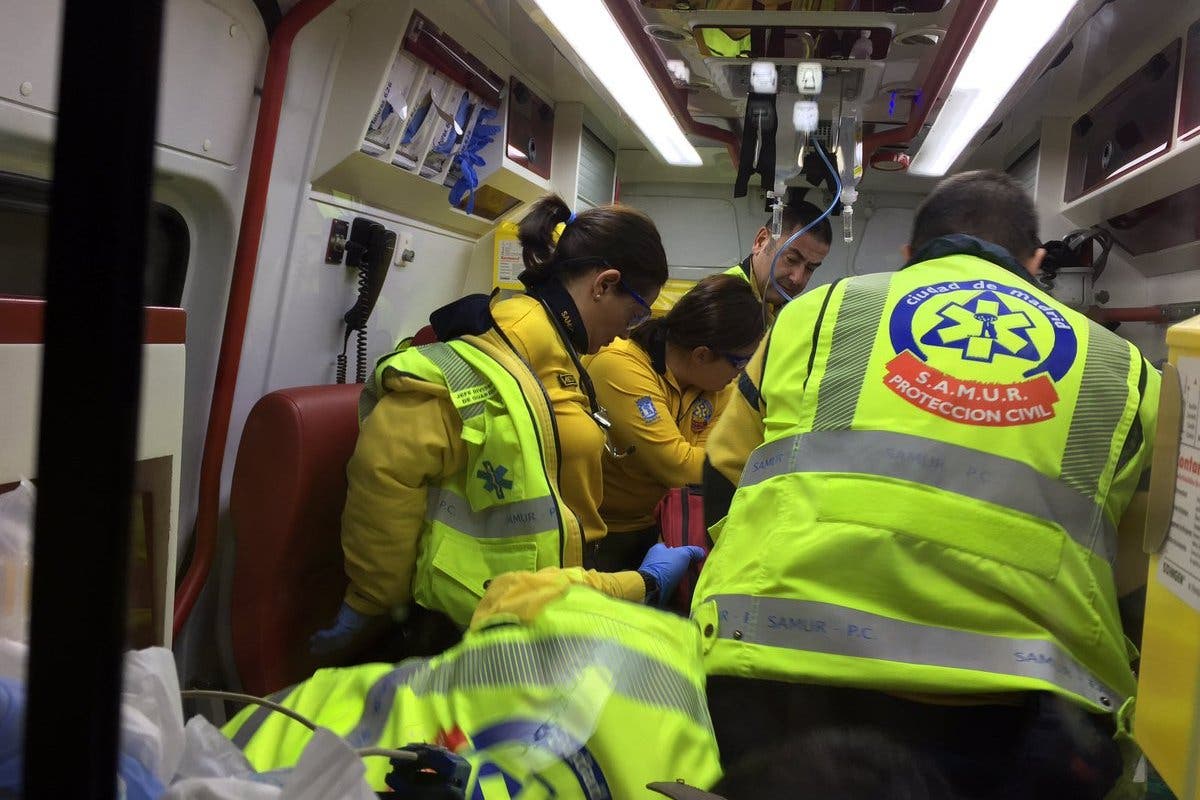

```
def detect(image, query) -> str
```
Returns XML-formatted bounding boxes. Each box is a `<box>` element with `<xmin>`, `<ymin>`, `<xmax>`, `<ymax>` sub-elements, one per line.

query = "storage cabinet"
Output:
<box><xmin>312</xmin><ymin>0</ymin><xmax>554</xmax><ymax>236</ymax></box>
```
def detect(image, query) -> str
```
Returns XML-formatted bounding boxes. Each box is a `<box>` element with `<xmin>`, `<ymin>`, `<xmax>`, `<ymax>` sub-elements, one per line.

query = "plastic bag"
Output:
<box><xmin>167</xmin><ymin>723</ymin><xmax>374</xmax><ymax>800</ymax></box>
<box><xmin>0</xmin><ymin>645</ymin><xmax>179</xmax><ymax>798</ymax></box>
<box><xmin>282</xmin><ymin>728</ymin><xmax>375</xmax><ymax>800</ymax></box>
<box><xmin>122</xmin><ymin>647</ymin><xmax>186</xmax><ymax>786</ymax></box>
<box><xmin>0</xmin><ymin>481</ymin><xmax>34</xmax><ymax>642</ymax></box>
<box><xmin>173</xmin><ymin>716</ymin><xmax>259</xmax><ymax>785</ymax></box>
<box><xmin>163</xmin><ymin>777</ymin><xmax>280</xmax><ymax>800</ymax></box>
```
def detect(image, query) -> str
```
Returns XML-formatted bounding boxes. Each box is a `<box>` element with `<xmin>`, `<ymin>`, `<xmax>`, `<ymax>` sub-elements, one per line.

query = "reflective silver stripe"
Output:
<box><xmin>739</xmin><ymin>429</ymin><xmax>1115</xmax><ymax>564</ymax></box>
<box><xmin>344</xmin><ymin>635</ymin><xmax>711</xmax><ymax>748</ymax></box>
<box><xmin>420</xmin><ymin>342</ymin><xmax>492</xmax><ymax>420</ymax></box>
<box><xmin>1060</xmin><ymin>323</ymin><xmax>1135</xmax><ymax>499</ymax></box>
<box><xmin>712</xmin><ymin>594</ymin><xmax>1122</xmax><ymax>710</ymax></box>
<box><xmin>812</xmin><ymin>273</ymin><xmax>892</xmax><ymax>431</ymax></box>
<box><xmin>428</xmin><ymin>486</ymin><xmax>558</xmax><ymax>538</ymax></box>
<box><xmin>230</xmin><ymin>686</ymin><xmax>298</xmax><ymax>749</ymax></box>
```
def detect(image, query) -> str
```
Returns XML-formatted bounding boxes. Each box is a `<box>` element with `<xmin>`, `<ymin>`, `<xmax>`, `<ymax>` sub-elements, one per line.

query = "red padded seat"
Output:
<box><xmin>230</xmin><ymin>384</ymin><xmax>362</xmax><ymax>696</ymax></box>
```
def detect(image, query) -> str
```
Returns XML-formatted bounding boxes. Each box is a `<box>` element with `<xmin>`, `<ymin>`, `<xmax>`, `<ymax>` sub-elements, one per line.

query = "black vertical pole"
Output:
<box><xmin>23</xmin><ymin>1</ymin><xmax>165</xmax><ymax>798</ymax></box>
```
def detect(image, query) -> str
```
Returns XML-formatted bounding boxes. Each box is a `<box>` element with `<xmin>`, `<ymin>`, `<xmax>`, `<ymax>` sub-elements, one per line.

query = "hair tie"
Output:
<box><xmin>567</xmin><ymin>210</ymin><xmax>577</xmax><ymax>225</ymax></box>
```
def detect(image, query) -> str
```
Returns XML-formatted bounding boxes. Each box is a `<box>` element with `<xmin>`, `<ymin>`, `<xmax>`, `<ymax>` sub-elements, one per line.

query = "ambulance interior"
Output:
<box><xmin>2</xmin><ymin>0</ymin><xmax>1200</xmax><ymax>795</ymax></box>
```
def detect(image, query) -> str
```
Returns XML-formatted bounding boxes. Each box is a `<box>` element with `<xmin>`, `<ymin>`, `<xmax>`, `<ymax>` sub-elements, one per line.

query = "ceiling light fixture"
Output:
<box><xmin>909</xmin><ymin>0</ymin><xmax>1080</xmax><ymax>176</ymax></box>
<box><xmin>524</xmin><ymin>0</ymin><xmax>703</xmax><ymax>166</ymax></box>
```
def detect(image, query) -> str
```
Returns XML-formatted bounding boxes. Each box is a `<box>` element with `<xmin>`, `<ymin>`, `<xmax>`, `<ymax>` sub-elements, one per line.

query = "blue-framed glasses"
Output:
<box><xmin>720</xmin><ymin>351</ymin><xmax>753</xmax><ymax>370</ymax></box>
<box><xmin>619</xmin><ymin>278</ymin><xmax>654</xmax><ymax>327</ymax></box>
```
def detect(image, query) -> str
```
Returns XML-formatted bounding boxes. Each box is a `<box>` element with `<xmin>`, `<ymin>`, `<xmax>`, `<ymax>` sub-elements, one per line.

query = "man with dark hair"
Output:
<box><xmin>697</xmin><ymin>169</ymin><xmax>1158</xmax><ymax>799</ymax></box>
<box><xmin>653</xmin><ymin>201</ymin><xmax>831</xmax><ymax>319</ymax></box>
<box><xmin>728</xmin><ymin>200</ymin><xmax>832</xmax><ymax>317</ymax></box>
<box><xmin>908</xmin><ymin>169</ymin><xmax>1042</xmax><ymax>261</ymax></box>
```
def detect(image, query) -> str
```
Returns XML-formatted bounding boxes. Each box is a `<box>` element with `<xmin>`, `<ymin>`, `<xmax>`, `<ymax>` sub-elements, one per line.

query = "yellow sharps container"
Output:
<box><xmin>1138</xmin><ymin>315</ymin><xmax>1200</xmax><ymax>799</ymax></box>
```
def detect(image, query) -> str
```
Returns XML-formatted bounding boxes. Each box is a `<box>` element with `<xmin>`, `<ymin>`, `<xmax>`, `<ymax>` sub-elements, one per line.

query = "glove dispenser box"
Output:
<box><xmin>312</xmin><ymin>0</ymin><xmax>554</xmax><ymax>236</ymax></box>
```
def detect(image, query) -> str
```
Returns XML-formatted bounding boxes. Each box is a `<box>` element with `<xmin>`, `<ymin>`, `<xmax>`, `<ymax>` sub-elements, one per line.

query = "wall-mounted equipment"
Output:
<box><xmin>313</xmin><ymin>0</ymin><xmax>556</xmax><ymax>237</ymax></box>
<box><xmin>1038</xmin><ymin>228</ymin><xmax>1113</xmax><ymax>311</ymax></box>
<box><xmin>336</xmin><ymin>217</ymin><xmax>395</xmax><ymax>385</ymax></box>
<box><xmin>1057</xmin><ymin>12</ymin><xmax>1200</xmax><ymax>276</ymax></box>
<box><xmin>1065</xmin><ymin>41</ymin><xmax>1181</xmax><ymax>202</ymax></box>
<box><xmin>506</xmin><ymin>79</ymin><xmax>555</xmax><ymax>181</ymax></box>
<box><xmin>1180</xmin><ymin>20</ymin><xmax>1200</xmax><ymax>142</ymax></box>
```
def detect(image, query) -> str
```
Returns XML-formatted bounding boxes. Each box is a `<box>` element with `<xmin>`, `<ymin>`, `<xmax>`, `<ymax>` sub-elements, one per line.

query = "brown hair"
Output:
<box><xmin>517</xmin><ymin>194</ymin><xmax>668</xmax><ymax>296</ymax></box>
<box><xmin>629</xmin><ymin>273</ymin><xmax>763</xmax><ymax>354</ymax></box>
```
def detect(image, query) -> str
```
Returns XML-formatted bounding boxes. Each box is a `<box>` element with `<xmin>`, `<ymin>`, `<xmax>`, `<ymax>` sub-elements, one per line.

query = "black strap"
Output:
<box><xmin>737</xmin><ymin>371</ymin><xmax>762</xmax><ymax>410</ymax></box>
<box><xmin>800</xmin><ymin>277</ymin><xmax>845</xmax><ymax>394</ymax></box>
<box><xmin>533</xmin><ymin>295</ymin><xmax>602</xmax><ymax>418</ymax></box>
<box><xmin>703</xmin><ymin>457</ymin><xmax>738</xmax><ymax>529</ymax></box>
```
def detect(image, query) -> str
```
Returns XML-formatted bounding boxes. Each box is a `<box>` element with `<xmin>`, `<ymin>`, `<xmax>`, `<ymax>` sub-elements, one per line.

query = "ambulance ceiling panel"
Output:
<box><xmin>640</xmin><ymin>1</ymin><xmax>950</xmax><ymax>12</ymax></box>
<box><xmin>632</xmin><ymin>0</ymin><xmax>961</xmax><ymax>132</ymax></box>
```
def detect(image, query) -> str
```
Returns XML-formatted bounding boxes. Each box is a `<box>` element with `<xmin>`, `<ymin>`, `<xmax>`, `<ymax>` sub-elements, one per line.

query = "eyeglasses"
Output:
<box><xmin>720</xmin><ymin>351</ymin><xmax>753</xmax><ymax>371</ymax></box>
<box><xmin>619</xmin><ymin>278</ymin><xmax>654</xmax><ymax>327</ymax></box>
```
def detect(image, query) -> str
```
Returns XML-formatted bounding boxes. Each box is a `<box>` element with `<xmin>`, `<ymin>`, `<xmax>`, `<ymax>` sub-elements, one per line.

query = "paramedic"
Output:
<box><xmin>230</xmin><ymin>570</ymin><xmax>723</xmax><ymax>796</ymax></box>
<box><xmin>729</xmin><ymin>200</ymin><xmax>832</xmax><ymax>318</ymax></box>
<box><xmin>311</xmin><ymin>194</ymin><xmax>704</xmax><ymax>660</ymax></box>
<box><xmin>696</xmin><ymin>170</ymin><xmax>1159</xmax><ymax>800</ymax></box>
<box><xmin>587</xmin><ymin>274</ymin><xmax>763</xmax><ymax>571</ymax></box>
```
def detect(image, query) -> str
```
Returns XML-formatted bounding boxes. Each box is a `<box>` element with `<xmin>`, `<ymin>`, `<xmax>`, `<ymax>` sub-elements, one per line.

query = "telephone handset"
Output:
<box><xmin>337</xmin><ymin>217</ymin><xmax>396</xmax><ymax>384</ymax></box>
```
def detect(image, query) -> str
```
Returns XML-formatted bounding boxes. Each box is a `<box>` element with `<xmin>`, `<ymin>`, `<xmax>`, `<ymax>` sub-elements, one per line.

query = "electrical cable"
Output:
<box><xmin>179</xmin><ymin>690</ymin><xmax>419</xmax><ymax>763</ymax></box>
<box><xmin>766</xmin><ymin>143</ymin><xmax>842</xmax><ymax>308</ymax></box>
<box><xmin>355</xmin><ymin>326</ymin><xmax>368</xmax><ymax>384</ymax></box>
<box><xmin>180</xmin><ymin>689</ymin><xmax>317</xmax><ymax>732</ymax></box>
<box><xmin>356</xmin><ymin>746</ymin><xmax>419</xmax><ymax>762</ymax></box>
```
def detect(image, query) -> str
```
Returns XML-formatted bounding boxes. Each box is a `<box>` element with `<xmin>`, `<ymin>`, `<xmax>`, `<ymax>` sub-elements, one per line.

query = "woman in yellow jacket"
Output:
<box><xmin>586</xmin><ymin>274</ymin><xmax>764</xmax><ymax>571</ymax></box>
<box><xmin>311</xmin><ymin>195</ymin><xmax>705</xmax><ymax>659</ymax></box>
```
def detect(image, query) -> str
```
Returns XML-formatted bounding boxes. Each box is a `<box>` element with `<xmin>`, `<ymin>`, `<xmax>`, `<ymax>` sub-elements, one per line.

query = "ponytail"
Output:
<box><xmin>629</xmin><ymin>315</ymin><xmax>669</xmax><ymax>352</ymax></box>
<box><xmin>517</xmin><ymin>194</ymin><xmax>573</xmax><ymax>286</ymax></box>
<box><xmin>514</xmin><ymin>193</ymin><xmax>668</xmax><ymax>294</ymax></box>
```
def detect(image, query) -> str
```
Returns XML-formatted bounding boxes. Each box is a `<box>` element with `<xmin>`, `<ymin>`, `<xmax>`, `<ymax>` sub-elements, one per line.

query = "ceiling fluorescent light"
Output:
<box><xmin>910</xmin><ymin>0</ymin><xmax>1081</xmax><ymax>177</ymax></box>
<box><xmin>527</xmin><ymin>0</ymin><xmax>703</xmax><ymax>167</ymax></box>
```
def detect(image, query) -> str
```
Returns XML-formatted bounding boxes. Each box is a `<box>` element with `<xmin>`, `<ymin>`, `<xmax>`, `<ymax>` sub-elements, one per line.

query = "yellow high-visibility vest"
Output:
<box><xmin>694</xmin><ymin>236</ymin><xmax>1159</xmax><ymax>717</ymax></box>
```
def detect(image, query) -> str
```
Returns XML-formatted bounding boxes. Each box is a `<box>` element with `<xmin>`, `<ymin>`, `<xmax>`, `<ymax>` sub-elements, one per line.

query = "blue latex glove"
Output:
<box><xmin>0</xmin><ymin>677</ymin><xmax>23</xmax><ymax>792</ymax></box>
<box><xmin>0</xmin><ymin>678</ymin><xmax>164</xmax><ymax>797</ymax></box>
<box><xmin>309</xmin><ymin>602</ymin><xmax>374</xmax><ymax>655</ymax></box>
<box><xmin>637</xmin><ymin>543</ymin><xmax>706</xmax><ymax>607</ymax></box>
<box><xmin>117</xmin><ymin>753</ymin><xmax>165</xmax><ymax>800</ymax></box>
<box><xmin>449</xmin><ymin>107</ymin><xmax>501</xmax><ymax>214</ymax></box>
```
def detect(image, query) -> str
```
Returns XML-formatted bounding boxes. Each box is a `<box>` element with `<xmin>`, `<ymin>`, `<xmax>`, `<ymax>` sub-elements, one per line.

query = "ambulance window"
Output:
<box><xmin>0</xmin><ymin>171</ymin><xmax>190</xmax><ymax>307</ymax></box>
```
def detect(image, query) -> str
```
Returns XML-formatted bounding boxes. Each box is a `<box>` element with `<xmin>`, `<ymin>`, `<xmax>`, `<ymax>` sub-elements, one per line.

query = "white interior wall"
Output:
<box><xmin>0</xmin><ymin>0</ymin><xmax>485</xmax><ymax>689</ymax></box>
<box><xmin>620</xmin><ymin>181</ymin><xmax>925</xmax><ymax>289</ymax></box>
<box><xmin>210</xmin><ymin>6</ymin><xmax>483</xmax><ymax>690</ymax></box>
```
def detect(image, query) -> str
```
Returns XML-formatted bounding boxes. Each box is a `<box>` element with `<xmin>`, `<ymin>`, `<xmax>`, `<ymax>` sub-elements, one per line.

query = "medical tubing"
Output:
<box><xmin>767</xmin><ymin>143</ymin><xmax>841</xmax><ymax>305</ymax></box>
